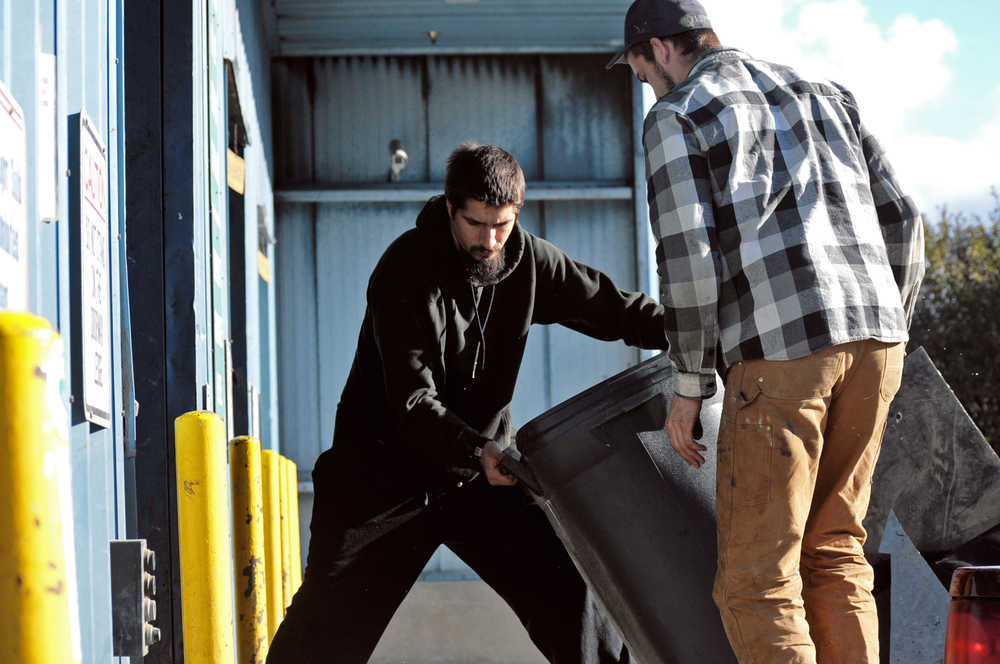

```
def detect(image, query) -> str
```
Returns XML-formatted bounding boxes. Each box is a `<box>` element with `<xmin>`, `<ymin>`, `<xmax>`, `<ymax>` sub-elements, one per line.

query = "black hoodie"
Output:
<box><xmin>333</xmin><ymin>195</ymin><xmax>668</xmax><ymax>492</ymax></box>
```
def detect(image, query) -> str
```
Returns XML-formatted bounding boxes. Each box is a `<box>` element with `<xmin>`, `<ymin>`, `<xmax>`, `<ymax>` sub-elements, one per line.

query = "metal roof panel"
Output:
<box><xmin>267</xmin><ymin>0</ymin><xmax>631</xmax><ymax>56</ymax></box>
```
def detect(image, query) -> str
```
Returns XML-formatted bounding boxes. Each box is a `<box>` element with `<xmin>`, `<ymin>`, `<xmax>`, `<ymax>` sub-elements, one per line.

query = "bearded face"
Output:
<box><xmin>459</xmin><ymin>244</ymin><xmax>507</xmax><ymax>284</ymax></box>
<box><xmin>447</xmin><ymin>199</ymin><xmax>518</xmax><ymax>284</ymax></box>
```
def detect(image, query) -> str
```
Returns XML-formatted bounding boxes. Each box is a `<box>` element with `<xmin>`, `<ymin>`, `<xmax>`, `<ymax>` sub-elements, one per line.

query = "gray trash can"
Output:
<box><xmin>508</xmin><ymin>352</ymin><xmax>736</xmax><ymax>664</ymax></box>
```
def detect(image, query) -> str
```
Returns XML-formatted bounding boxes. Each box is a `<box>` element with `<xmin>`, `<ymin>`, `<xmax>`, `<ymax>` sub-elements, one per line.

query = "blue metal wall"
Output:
<box><xmin>227</xmin><ymin>0</ymin><xmax>279</xmax><ymax>449</ymax></box>
<box><xmin>1</xmin><ymin>0</ymin><xmax>129</xmax><ymax>661</ymax></box>
<box><xmin>2</xmin><ymin>0</ymin><xmax>277</xmax><ymax>661</ymax></box>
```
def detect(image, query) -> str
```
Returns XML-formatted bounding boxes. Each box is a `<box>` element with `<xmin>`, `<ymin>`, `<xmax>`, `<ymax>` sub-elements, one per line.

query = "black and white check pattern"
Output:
<box><xmin>643</xmin><ymin>48</ymin><xmax>925</xmax><ymax>398</ymax></box>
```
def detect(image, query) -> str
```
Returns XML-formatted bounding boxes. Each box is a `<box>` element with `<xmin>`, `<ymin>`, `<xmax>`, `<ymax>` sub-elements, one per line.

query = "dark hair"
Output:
<box><xmin>445</xmin><ymin>142</ymin><xmax>526</xmax><ymax>211</ymax></box>
<box><xmin>627</xmin><ymin>28</ymin><xmax>720</xmax><ymax>63</ymax></box>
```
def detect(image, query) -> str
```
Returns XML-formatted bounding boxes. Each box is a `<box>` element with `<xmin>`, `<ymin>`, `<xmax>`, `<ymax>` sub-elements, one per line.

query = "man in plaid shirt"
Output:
<box><xmin>609</xmin><ymin>1</ymin><xmax>925</xmax><ymax>662</ymax></box>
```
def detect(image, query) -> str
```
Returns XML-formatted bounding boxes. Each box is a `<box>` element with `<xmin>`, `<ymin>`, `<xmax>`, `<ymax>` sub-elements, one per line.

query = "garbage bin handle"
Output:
<box><xmin>499</xmin><ymin>444</ymin><xmax>545</xmax><ymax>497</ymax></box>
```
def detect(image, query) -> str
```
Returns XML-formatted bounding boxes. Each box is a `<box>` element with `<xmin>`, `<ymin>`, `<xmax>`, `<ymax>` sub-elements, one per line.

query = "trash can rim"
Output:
<box><xmin>517</xmin><ymin>353</ymin><xmax>673</xmax><ymax>452</ymax></box>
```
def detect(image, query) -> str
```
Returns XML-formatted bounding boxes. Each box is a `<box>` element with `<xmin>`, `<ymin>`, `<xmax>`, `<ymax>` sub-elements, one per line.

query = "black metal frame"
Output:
<box><xmin>124</xmin><ymin>1</ymin><xmax>201</xmax><ymax>661</ymax></box>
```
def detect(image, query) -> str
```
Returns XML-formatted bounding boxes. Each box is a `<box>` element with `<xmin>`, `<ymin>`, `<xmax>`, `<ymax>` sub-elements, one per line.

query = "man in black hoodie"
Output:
<box><xmin>267</xmin><ymin>143</ymin><xmax>668</xmax><ymax>663</ymax></box>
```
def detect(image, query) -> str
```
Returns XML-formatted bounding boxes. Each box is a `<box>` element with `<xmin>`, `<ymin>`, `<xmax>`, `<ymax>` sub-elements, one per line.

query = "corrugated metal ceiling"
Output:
<box><xmin>267</xmin><ymin>0</ymin><xmax>631</xmax><ymax>56</ymax></box>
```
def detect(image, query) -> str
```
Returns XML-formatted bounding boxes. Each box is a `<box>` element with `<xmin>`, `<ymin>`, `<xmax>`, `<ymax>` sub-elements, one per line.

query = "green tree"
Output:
<box><xmin>909</xmin><ymin>190</ymin><xmax>1000</xmax><ymax>453</ymax></box>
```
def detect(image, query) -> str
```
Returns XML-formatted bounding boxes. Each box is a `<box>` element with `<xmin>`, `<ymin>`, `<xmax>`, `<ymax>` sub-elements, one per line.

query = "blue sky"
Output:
<box><xmin>866</xmin><ymin>1</ymin><xmax>992</xmax><ymax>142</ymax></box>
<box><xmin>645</xmin><ymin>0</ymin><xmax>999</xmax><ymax>221</ymax></box>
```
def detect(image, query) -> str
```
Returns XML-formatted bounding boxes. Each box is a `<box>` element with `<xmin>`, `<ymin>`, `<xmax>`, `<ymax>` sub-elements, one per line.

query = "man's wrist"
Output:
<box><xmin>459</xmin><ymin>429</ymin><xmax>492</xmax><ymax>462</ymax></box>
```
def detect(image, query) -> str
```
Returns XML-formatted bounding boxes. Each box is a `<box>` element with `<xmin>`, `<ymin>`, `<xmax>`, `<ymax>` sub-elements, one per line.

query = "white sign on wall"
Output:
<box><xmin>0</xmin><ymin>80</ymin><xmax>28</xmax><ymax>311</ymax></box>
<box><xmin>77</xmin><ymin>110</ymin><xmax>112</xmax><ymax>428</ymax></box>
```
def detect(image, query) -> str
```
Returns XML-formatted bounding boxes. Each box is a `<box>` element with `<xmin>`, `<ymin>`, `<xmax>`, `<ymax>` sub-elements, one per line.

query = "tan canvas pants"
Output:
<box><xmin>713</xmin><ymin>339</ymin><xmax>905</xmax><ymax>664</ymax></box>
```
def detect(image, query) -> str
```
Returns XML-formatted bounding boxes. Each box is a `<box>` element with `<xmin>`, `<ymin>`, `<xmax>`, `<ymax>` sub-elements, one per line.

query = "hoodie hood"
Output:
<box><xmin>415</xmin><ymin>195</ymin><xmax>525</xmax><ymax>286</ymax></box>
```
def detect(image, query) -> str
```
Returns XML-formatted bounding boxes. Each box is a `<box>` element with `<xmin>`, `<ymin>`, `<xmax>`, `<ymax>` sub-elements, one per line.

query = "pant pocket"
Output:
<box><xmin>733</xmin><ymin>418</ymin><xmax>772</xmax><ymax>507</ymax></box>
<box><xmin>879</xmin><ymin>342</ymin><xmax>906</xmax><ymax>402</ymax></box>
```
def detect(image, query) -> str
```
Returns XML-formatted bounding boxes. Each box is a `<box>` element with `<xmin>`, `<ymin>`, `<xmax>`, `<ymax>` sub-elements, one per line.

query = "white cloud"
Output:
<box><xmin>889</xmin><ymin>89</ymin><xmax>1000</xmax><ymax>219</ymax></box>
<box><xmin>697</xmin><ymin>0</ymin><xmax>997</xmax><ymax>216</ymax></box>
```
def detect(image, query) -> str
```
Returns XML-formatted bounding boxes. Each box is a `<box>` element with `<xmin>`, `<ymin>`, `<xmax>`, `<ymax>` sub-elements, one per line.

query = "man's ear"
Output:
<box><xmin>446</xmin><ymin>200</ymin><xmax>453</xmax><ymax>219</ymax></box>
<box><xmin>650</xmin><ymin>37</ymin><xmax>671</xmax><ymax>68</ymax></box>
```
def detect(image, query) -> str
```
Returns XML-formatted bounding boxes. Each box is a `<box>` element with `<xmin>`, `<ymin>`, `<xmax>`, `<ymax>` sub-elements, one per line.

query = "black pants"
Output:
<box><xmin>266</xmin><ymin>448</ymin><xmax>628</xmax><ymax>664</ymax></box>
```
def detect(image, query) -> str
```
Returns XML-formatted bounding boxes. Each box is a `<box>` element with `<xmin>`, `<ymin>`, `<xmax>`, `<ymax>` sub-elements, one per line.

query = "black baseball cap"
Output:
<box><xmin>606</xmin><ymin>0</ymin><xmax>713</xmax><ymax>69</ymax></box>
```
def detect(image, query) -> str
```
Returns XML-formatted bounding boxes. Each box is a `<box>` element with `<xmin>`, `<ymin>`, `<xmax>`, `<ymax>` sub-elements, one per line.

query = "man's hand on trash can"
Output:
<box><xmin>478</xmin><ymin>440</ymin><xmax>518</xmax><ymax>486</ymax></box>
<box><xmin>666</xmin><ymin>394</ymin><xmax>707</xmax><ymax>468</ymax></box>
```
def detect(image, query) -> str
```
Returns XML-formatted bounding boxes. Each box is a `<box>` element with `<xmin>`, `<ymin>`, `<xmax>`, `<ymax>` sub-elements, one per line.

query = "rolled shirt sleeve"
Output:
<box><xmin>644</xmin><ymin>109</ymin><xmax>721</xmax><ymax>399</ymax></box>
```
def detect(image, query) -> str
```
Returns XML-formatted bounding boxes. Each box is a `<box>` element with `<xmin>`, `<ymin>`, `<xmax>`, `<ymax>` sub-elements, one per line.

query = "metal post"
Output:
<box><xmin>278</xmin><ymin>455</ymin><xmax>291</xmax><ymax>610</ymax></box>
<box><xmin>284</xmin><ymin>457</ymin><xmax>302</xmax><ymax>596</ymax></box>
<box><xmin>174</xmin><ymin>411</ymin><xmax>235</xmax><ymax>663</ymax></box>
<box><xmin>260</xmin><ymin>449</ymin><xmax>283</xmax><ymax>639</ymax></box>
<box><xmin>229</xmin><ymin>437</ymin><xmax>268</xmax><ymax>664</ymax></box>
<box><xmin>632</xmin><ymin>77</ymin><xmax>658</xmax><ymax>362</ymax></box>
<box><xmin>0</xmin><ymin>313</ymin><xmax>80</xmax><ymax>664</ymax></box>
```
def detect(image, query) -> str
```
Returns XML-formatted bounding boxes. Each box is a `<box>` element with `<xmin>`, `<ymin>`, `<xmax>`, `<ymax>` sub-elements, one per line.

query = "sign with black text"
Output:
<box><xmin>0</xmin><ymin>81</ymin><xmax>28</xmax><ymax>310</ymax></box>
<box><xmin>70</xmin><ymin>110</ymin><xmax>112</xmax><ymax>428</ymax></box>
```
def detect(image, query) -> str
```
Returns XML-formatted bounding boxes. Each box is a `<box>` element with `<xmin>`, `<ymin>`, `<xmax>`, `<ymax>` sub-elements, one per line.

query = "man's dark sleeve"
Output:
<box><xmin>530</xmin><ymin>236</ymin><xmax>669</xmax><ymax>350</ymax></box>
<box><xmin>367</xmin><ymin>276</ymin><xmax>488</xmax><ymax>476</ymax></box>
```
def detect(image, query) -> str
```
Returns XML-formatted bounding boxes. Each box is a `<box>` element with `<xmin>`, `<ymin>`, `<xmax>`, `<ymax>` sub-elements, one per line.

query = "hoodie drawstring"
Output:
<box><xmin>470</xmin><ymin>283</ymin><xmax>495</xmax><ymax>380</ymax></box>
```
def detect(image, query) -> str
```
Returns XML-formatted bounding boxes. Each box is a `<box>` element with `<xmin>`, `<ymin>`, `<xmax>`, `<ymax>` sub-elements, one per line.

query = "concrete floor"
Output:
<box><xmin>370</xmin><ymin>580</ymin><xmax>547</xmax><ymax>664</ymax></box>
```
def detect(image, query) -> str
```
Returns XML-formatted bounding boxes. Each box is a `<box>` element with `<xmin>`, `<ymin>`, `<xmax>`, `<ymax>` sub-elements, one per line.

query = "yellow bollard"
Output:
<box><xmin>0</xmin><ymin>312</ymin><xmax>81</xmax><ymax>664</ymax></box>
<box><xmin>229</xmin><ymin>437</ymin><xmax>269</xmax><ymax>664</ymax></box>
<box><xmin>284</xmin><ymin>457</ymin><xmax>303</xmax><ymax>595</ymax></box>
<box><xmin>260</xmin><ymin>449</ymin><xmax>283</xmax><ymax>640</ymax></box>
<box><xmin>278</xmin><ymin>455</ymin><xmax>291</xmax><ymax>610</ymax></box>
<box><xmin>175</xmin><ymin>411</ymin><xmax>236</xmax><ymax>664</ymax></box>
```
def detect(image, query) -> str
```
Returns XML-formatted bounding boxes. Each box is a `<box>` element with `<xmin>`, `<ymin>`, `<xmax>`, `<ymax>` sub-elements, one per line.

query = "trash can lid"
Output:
<box><xmin>950</xmin><ymin>565</ymin><xmax>1000</xmax><ymax>598</ymax></box>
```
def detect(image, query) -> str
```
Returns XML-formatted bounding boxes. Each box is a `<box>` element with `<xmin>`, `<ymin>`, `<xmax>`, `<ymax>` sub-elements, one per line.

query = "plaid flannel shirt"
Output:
<box><xmin>643</xmin><ymin>48</ymin><xmax>925</xmax><ymax>399</ymax></box>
